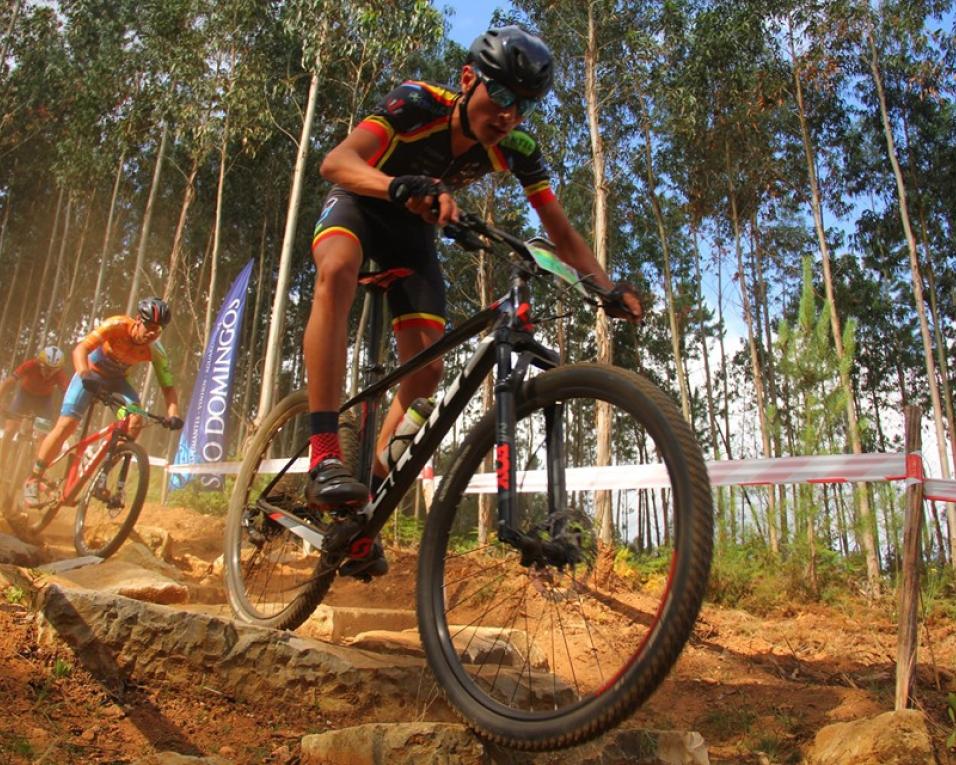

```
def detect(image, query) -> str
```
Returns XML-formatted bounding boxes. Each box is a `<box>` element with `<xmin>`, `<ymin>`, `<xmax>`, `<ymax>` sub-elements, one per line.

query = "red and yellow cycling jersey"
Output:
<box><xmin>13</xmin><ymin>359</ymin><xmax>69</xmax><ymax>397</ymax></box>
<box><xmin>355</xmin><ymin>80</ymin><xmax>556</xmax><ymax>209</ymax></box>
<box><xmin>79</xmin><ymin>315</ymin><xmax>175</xmax><ymax>388</ymax></box>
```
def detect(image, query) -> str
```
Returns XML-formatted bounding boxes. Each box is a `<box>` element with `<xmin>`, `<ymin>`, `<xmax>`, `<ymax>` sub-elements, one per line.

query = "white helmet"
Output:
<box><xmin>38</xmin><ymin>345</ymin><xmax>65</xmax><ymax>369</ymax></box>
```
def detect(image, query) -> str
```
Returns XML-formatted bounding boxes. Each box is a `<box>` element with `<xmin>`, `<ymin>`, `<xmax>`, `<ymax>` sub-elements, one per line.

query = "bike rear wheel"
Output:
<box><xmin>417</xmin><ymin>363</ymin><xmax>714</xmax><ymax>750</ymax></box>
<box><xmin>74</xmin><ymin>441</ymin><xmax>149</xmax><ymax>559</ymax></box>
<box><xmin>223</xmin><ymin>390</ymin><xmax>359</xmax><ymax>630</ymax></box>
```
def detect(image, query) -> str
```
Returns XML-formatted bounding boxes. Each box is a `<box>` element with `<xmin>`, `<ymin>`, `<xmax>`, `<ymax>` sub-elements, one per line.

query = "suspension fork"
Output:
<box><xmin>494</xmin><ymin>328</ymin><xmax>519</xmax><ymax>537</ymax></box>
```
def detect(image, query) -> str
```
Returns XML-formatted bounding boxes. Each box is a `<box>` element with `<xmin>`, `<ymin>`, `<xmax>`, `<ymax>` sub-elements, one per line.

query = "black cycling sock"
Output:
<box><xmin>370</xmin><ymin>474</ymin><xmax>384</xmax><ymax>496</ymax></box>
<box><xmin>310</xmin><ymin>411</ymin><xmax>338</xmax><ymax>435</ymax></box>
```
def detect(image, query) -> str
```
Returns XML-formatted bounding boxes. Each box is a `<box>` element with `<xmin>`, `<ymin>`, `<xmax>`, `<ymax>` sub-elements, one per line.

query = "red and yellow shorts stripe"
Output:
<box><xmin>312</xmin><ymin>226</ymin><xmax>360</xmax><ymax>255</ymax></box>
<box><xmin>392</xmin><ymin>312</ymin><xmax>446</xmax><ymax>333</ymax></box>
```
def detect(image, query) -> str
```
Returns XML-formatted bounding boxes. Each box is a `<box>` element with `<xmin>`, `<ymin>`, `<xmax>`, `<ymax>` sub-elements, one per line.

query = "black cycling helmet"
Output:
<box><xmin>137</xmin><ymin>297</ymin><xmax>172</xmax><ymax>327</ymax></box>
<box><xmin>467</xmin><ymin>26</ymin><xmax>554</xmax><ymax>99</ymax></box>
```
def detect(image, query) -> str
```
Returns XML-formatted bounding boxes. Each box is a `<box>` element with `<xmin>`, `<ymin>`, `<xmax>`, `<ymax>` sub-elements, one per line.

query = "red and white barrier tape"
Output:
<box><xmin>150</xmin><ymin>450</ymin><xmax>956</xmax><ymax>501</ymax></box>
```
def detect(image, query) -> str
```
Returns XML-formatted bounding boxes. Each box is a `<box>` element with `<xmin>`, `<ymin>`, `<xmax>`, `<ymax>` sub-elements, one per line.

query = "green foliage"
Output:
<box><xmin>381</xmin><ymin>512</ymin><xmax>424</xmax><ymax>549</ymax></box>
<box><xmin>4</xmin><ymin>585</ymin><xmax>26</xmax><ymax>605</ymax></box>
<box><xmin>707</xmin><ymin>541</ymin><xmax>871</xmax><ymax>613</ymax></box>
<box><xmin>165</xmin><ymin>479</ymin><xmax>233</xmax><ymax>517</ymax></box>
<box><xmin>920</xmin><ymin>564</ymin><xmax>956</xmax><ymax>621</ymax></box>
<box><xmin>51</xmin><ymin>658</ymin><xmax>72</xmax><ymax>679</ymax></box>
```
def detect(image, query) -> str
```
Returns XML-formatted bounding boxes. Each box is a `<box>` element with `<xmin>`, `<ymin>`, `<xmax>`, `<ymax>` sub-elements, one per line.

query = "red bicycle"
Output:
<box><xmin>4</xmin><ymin>392</ymin><xmax>173</xmax><ymax>559</ymax></box>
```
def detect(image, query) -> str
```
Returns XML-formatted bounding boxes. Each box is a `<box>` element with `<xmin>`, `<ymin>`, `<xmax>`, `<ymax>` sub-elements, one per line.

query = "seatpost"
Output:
<box><xmin>356</xmin><ymin>284</ymin><xmax>387</xmax><ymax>486</ymax></box>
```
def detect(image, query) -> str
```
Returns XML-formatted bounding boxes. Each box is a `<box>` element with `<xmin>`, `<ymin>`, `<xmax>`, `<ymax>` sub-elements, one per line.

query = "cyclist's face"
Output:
<box><xmin>133</xmin><ymin>318</ymin><xmax>163</xmax><ymax>344</ymax></box>
<box><xmin>461</xmin><ymin>66</ymin><xmax>525</xmax><ymax>146</ymax></box>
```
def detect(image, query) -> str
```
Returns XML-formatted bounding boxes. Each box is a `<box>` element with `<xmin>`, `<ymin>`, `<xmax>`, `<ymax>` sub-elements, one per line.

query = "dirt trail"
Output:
<box><xmin>1</xmin><ymin>501</ymin><xmax>954</xmax><ymax>764</ymax></box>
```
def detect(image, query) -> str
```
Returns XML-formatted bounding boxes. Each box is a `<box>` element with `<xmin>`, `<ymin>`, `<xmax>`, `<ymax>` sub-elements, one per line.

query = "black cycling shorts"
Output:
<box><xmin>312</xmin><ymin>189</ymin><xmax>446</xmax><ymax>334</ymax></box>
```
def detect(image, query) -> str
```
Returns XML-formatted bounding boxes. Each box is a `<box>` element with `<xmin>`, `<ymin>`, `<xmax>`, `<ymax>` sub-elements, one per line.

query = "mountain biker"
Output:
<box><xmin>0</xmin><ymin>346</ymin><xmax>69</xmax><ymax>470</ymax></box>
<box><xmin>305</xmin><ymin>26</ymin><xmax>643</xmax><ymax>577</ymax></box>
<box><xmin>23</xmin><ymin>298</ymin><xmax>185</xmax><ymax>507</ymax></box>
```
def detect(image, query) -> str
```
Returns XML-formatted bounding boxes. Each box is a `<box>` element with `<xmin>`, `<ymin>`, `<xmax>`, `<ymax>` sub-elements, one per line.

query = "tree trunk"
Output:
<box><xmin>26</xmin><ymin>187</ymin><xmax>65</xmax><ymax>355</ymax></box>
<box><xmin>239</xmin><ymin>214</ymin><xmax>271</xmax><ymax>446</ymax></box>
<box><xmin>0</xmin><ymin>197</ymin><xmax>19</xmax><ymax>352</ymax></box>
<box><xmin>257</xmin><ymin>71</ymin><xmax>321</xmax><ymax>422</ymax></box>
<box><xmin>42</xmin><ymin>193</ymin><xmax>74</xmax><ymax>345</ymax></box>
<box><xmin>792</xmin><ymin>20</ymin><xmax>880</xmax><ymax>589</ymax></box>
<box><xmin>126</xmin><ymin>123</ymin><xmax>168</xmax><ymax>313</ymax></box>
<box><xmin>867</xmin><ymin>28</ymin><xmax>955</xmax><ymax>565</ymax></box>
<box><xmin>203</xmin><ymin>110</ymin><xmax>231</xmax><ymax>346</ymax></box>
<box><xmin>726</xmin><ymin>143</ymin><xmax>778</xmax><ymax>555</ymax></box>
<box><xmin>584</xmin><ymin>2</ymin><xmax>613</xmax><ymax>545</ymax></box>
<box><xmin>635</xmin><ymin>88</ymin><xmax>692</xmax><ymax>422</ymax></box>
<box><xmin>90</xmin><ymin>150</ymin><xmax>126</xmax><ymax>325</ymax></box>
<box><xmin>58</xmin><ymin>194</ymin><xmax>96</xmax><ymax>341</ymax></box>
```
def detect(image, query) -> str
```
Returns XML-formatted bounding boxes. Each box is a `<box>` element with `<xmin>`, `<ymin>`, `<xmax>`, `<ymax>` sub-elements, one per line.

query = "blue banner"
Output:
<box><xmin>169</xmin><ymin>259</ymin><xmax>254</xmax><ymax>491</ymax></box>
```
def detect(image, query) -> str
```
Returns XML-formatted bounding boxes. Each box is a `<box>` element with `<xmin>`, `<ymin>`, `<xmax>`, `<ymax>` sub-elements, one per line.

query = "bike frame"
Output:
<box><xmin>262</xmin><ymin>259</ymin><xmax>568</xmax><ymax>561</ymax></box>
<box><xmin>42</xmin><ymin>403</ymin><xmax>137</xmax><ymax>508</ymax></box>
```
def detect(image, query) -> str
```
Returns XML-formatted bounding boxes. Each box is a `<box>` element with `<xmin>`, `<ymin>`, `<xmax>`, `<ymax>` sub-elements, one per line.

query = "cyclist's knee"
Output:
<box><xmin>128</xmin><ymin>413</ymin><xmax>144</xmax><ymax>437</ymax></box>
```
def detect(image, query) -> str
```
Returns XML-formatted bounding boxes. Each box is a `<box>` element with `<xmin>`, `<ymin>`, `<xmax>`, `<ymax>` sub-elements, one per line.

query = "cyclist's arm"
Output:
<box><xmin>72</xmin><ymin>343</ymin><xmax>93</xmax><ymax>376</ymax></box>
<box><xmin>536</xmin><ymin>198</ymin><xmax>615</xmax><ymax>291</ymax></box>
<box><xmin>160</xmin><ymin>386</ymin><xmax>180</xmax><ymax>419</ymax></box>
<box><xmin>537</xmin><ymin>198</ymin><xmax>644</xmax><ymax>321</ymax></box>
<box><xmin>319</xmin><ymin>129</ymin><xmax>393</xmax><ymax>199</ymax></box>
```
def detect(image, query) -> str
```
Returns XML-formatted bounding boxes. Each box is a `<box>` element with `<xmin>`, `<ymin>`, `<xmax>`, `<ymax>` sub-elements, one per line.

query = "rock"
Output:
<box><xmin>0</xmin><ymin>532</ymin><xmax>45</xmax><ymax>566</ymax></box>
<box><xmin>131</xmin><ymin>753</ymin><xmax>233</xmax><ymax>765</ymax></box>
<box><xmin>346</xmin><ymin>626</ymin><xmax>548</xmax><ymax>670</ymax></box>
<box><xmin>38</xmin><ymin>556</ymin><xmax>104</xmax><ymax>573</ymax></box>
<box><xmin>302</xmin><ymin>604</ymin><xmax>418</xmax><ymax>642</ymax></box>
<box><xmin>115</xmin><ymin>542</ymin><xmax>182</xmax><ymax>579</ymax></box>
<box><xmin>45</xmin><ymin>559</ymin><xmax>189</xmax><ymax>605</ymax></box>
<box><xmin>301</xmin><ymin>722</ymin><xmax>486</xmax><ymax>765</ymax></box>
<box><xmin>805</xmin><ymin>709</ymin><xmax>937</xmax><ymax>765</ymax></box>
<box><xmin>128</xmin><ymin>524</ymin><xmax>172</xmax><ymax>560</ymax></box>
<box><xmin>34</xmin><ymin>585</ymin><xmax>457</xmax><ymax>719</ymax></box>
<box><xmin>301</xmin><ymin>723</ymin><xmax>711</xmax><ymax>764</ymax></box>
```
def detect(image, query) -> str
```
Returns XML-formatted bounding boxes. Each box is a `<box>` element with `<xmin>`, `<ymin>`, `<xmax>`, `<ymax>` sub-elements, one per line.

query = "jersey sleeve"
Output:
<box><xmin>355</xmin><ymin>81</ymin><xmax>455</xmax><ymax>168</ymax></box>
<box><xmin>150</xmin><ymin>341</ymin><xmax>175</xmax><ymax>389</ymax></box>
<box><xmin>497</xmin><ymin>129</ymin><xmax>556</xmax><ymax>209</ymax></box>
<box><xmin>80</xmin><ymin>315</ymin><xmax>124</xmax><ymax>351</ymax></box>
<box><xmin>13</xmin><ymin>360</ymin><xmax>32</xmax><ymax>379</ymax></box>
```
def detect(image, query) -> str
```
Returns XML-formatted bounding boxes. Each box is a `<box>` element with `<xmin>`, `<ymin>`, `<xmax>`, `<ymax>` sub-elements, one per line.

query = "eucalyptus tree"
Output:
<box><xmin>760</xmin><ymin>0</ymin><xmax>883</xmax><ymax>587</ymax></box>
<box><xmin>850</xmin><ymin>0</ymin><xmax>956</xmax><ymax>565</ymax></box>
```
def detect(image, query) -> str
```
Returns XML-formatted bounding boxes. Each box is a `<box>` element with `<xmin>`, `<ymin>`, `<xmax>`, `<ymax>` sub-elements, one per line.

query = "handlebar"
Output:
<box><xmin>443</xmin><ymin>212</ymin><xmax>637</xmax><ymax>316</ymax></box>
<box><xmin>95</xmin><ymin>391</ymin><xmax>172</xmax><ymax>427</ymax></box>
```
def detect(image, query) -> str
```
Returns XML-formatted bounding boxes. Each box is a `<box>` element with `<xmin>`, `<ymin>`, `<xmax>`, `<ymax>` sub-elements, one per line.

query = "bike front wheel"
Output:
<box><xmin>74</xmin><ymin>441</ymin><xmax>149</xmax><ymax>558</ymax></box>
<box><xmin>4</xmin><ymin>437</ymin><xmax>58</xmax><ymax>539</ymax></box>
<box><xmin>223</xmin><ymin>390</ymin><xmax>359</xmax><ymax>630</ymax></box>
<box><xmin>417</xmin><ymin>363</ymin><xmax>714</xmax><ymax>750</ymax></box>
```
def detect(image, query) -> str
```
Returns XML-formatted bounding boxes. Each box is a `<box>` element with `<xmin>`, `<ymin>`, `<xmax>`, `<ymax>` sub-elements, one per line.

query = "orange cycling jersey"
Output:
<box><xmin>80</xmin><ymin>315</ymin><xmax>174</xmax><ymax>388</ymax></box>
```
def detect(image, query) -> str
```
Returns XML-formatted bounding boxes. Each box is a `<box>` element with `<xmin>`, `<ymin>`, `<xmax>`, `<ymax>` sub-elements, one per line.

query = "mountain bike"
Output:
<box><xmin>223</xmin><ymin>213</ymin><xmax>714</xmax><ymax>750</ymax></box>
<box><xmin>3</xmin><ymin>391</ymin><xmax>173</xmax><ymax>559</ymax></box>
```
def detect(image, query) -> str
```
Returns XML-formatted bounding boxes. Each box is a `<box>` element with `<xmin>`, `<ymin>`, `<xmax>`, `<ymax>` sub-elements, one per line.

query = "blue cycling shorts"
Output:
<box><xmin>60</xmin><ymin>371</ymin><xmax>140</xmax><ymax>420</ymax></box>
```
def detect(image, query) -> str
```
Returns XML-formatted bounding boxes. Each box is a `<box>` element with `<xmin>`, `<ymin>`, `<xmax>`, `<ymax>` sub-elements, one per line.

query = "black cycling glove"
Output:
<box><xmin>80</xmin><ymin>372</ymin><xmax>102</xmax><ymax>394</ymax></box>
<box><xmin>388</xmin><ymin>175</ymin><xmax>447</xmax><ymax>204</ymax></box>
<box><xmin>601</xmin><ymin>282</ymin><xmax>644</xmax><ymax>321</ymax></box>
<box><xmin>163</xmin><ymin>416</ymin><xmax>185</xmax><ymax>431</ymax></box>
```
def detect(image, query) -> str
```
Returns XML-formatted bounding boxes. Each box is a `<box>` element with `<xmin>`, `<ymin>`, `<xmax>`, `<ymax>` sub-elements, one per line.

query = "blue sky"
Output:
<box><xmin>442</xmin><ymin>0</ymin><xmax>513</xmax><ymax>46</ymax></box>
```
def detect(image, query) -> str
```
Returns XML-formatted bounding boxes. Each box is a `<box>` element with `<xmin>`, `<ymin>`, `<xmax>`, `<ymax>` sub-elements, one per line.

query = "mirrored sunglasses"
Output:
<box><xmin>475</xmin><ymin>69</ymin><xmax>540</xmax><ymax>117</ymax></box>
